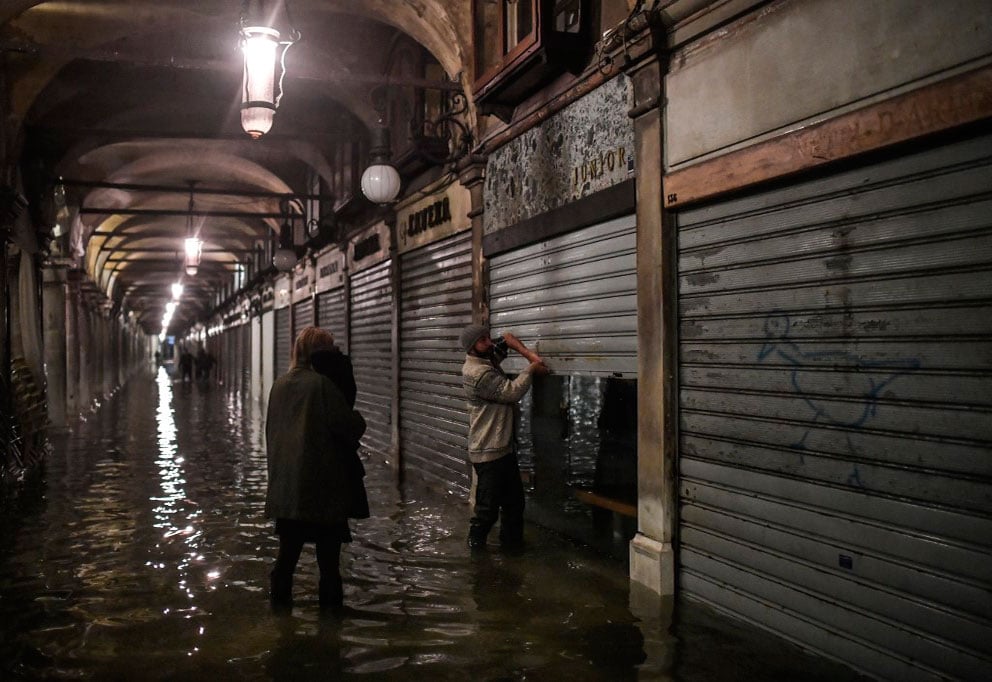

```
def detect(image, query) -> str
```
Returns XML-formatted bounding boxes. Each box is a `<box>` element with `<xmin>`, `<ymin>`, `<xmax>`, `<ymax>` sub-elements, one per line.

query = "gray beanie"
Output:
<box><xmin>459</xmin><ymin>323</ymin><xmax>489</xmax><ymax>353</ymax></box>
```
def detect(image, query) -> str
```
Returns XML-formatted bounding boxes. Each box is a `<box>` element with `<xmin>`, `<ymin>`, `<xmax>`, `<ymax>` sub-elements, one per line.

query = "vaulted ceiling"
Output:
<box><xmin>0</xmin><ymin>0</ymin><xmax>473</xmax><ymax>334</ymax></box>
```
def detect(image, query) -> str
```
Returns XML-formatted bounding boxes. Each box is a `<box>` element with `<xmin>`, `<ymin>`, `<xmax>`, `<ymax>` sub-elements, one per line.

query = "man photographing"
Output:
<box><xmin>459</xmin><ymin>323</ymin><xmax>549</xmax><ymax>550</ymax></box>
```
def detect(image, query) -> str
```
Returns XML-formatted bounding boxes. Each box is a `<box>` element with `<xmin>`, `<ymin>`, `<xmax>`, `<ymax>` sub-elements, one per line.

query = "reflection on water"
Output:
<box><xmin>0</xmin><ymin>371</ymin><xmax>863</xmax><ymax>681</ymax></box>
<box><xmin>518</xmin><ymin>375</ymin><xmax>638</xmax><ymax>560</ymax></box>
<box><xmin>0</xmin><ymin>370</ymin><xmax>651</xmax><ymax>680</ymax></box>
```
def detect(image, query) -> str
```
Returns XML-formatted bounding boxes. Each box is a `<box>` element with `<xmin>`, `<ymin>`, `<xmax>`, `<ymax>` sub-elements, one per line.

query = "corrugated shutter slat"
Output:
<box><xmin>400</xmin><ymin>231</ymin><xmax>473</xmax><ymax>495</ymax></box>
<box><xmin>676</xmin><ymin>132</ymin><xmax>992</xmax><ymax>679</ymax></box>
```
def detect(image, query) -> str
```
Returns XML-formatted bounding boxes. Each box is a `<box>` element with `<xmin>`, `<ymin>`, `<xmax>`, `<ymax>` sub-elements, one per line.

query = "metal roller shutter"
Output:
<box><xmin>274</xmin><ymin>307</ymin><xmax>291</xmax><ymax>380</ymax></box>
<box><xmin>489</xmin><ymin>213</ymin><xmax>637</xmax><ymax>376</ymax></box>
<box><xmin>350</xmin><ymin>260</ymin><xmax>393</xmax><ymax>455</ymax></box>
<box><xmin>399</xmin><ymin>231</ymin><xmax>473</xmax><ymax>494</ymax></box>
<box><xmin>292</xmin><ymin>298</ymin><xmax>314</xmax><ymax>341</ymax></box>
<box><xmin>317</xmin><ymin>287</ymin><xmax>347</xmax><ymax>353</ymax></box>
<box><xmin>676</xmin><ymin>133</ymin><xmax>992</xmax><ymax>679</ymax></box>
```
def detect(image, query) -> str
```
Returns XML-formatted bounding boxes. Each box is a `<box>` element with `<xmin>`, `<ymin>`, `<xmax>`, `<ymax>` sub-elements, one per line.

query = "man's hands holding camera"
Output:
<box><xmin>502</xmin><ymin>332</ymin><xmax>551</xmax><ymax>376</ymax></box>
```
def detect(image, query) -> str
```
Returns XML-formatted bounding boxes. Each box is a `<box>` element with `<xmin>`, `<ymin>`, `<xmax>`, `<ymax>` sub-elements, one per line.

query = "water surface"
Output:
<box><xmin>0</xmin><ymin>369</ymin><xmax>863</xmax><ymax>680</ymax></box>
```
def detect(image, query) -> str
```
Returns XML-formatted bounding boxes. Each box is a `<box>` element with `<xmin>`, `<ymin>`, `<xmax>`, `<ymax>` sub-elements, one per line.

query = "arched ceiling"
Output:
<box><xmin>0</xmin><ymin>0</ymin><xmax>473</xmax><ymax>335</ymax></box>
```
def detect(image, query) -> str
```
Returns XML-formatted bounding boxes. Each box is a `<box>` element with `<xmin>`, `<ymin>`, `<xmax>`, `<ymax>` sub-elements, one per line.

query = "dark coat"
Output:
<box><xmin>265</xmin><ymin>366</ymin><xmax>366</xmax><ymax>525</ymax></box>
<box><xmin>311</xmin><ymin>350</ymin><xmax>357</xmax><ymax>408</ymax></box>
<box><xmin>310</xmin><ymin>349</ymin><xmax>370</xmax><ymax>519</ymax></box>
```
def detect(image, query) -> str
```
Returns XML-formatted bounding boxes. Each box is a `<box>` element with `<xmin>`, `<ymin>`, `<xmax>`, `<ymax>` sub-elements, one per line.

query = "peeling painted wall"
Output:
<box><xmin>665</xmin><ymin>0</ymin><xmax>992</xmax><ymax>168</ymax></box>
<box><xmin>483</xmin><ymin>74</ymin><xmax>635</xmax><ymax>235</ymax></box>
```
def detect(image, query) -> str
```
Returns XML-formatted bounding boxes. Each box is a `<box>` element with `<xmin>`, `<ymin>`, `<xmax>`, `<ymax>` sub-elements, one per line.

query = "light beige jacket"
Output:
<box><xmin>461</xmin><ymin>354</ymin><xmax>534</xmax><ymax>464</ymax></box>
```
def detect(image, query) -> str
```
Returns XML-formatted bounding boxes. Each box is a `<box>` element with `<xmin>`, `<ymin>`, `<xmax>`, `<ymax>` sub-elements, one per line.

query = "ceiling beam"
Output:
<box><xmin>0</xmin><ymin>38</ymin><xmax>462</xmax><ymax>91</ymax></box>
<box><xmin>105</xmin><ymin>248</ymin><xmax>256</xmax><ymax>257</ymax></box>
<box><xmin>81</xmin><ymin>207</ymin><xmax>286</xmax><ymax>219</ymax></box>
<box><xmin>60</xmin><ymin>179</ymin><xmax>331</xmax><ymax>202</ymax></box>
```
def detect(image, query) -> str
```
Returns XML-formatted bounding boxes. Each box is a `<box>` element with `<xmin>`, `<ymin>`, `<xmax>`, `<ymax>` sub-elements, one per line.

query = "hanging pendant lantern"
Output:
<box><xmin>239</xmin><ymin>2</ymin><xmax>299</xmax><ymax>140</ymax></box>
<box><xmin>184</xmin><ymin>237</ymin><xmax>203</xmax><ymax>276</ymax></box>
<box><xmin>360</xmin><ymin>125</ymin><xmax>401</xmax><ymax>204</ymax></box>
<box><xmin>240</xmin><ymin>26</ymin><xmax>281</xmax><ymax>139</ymax></box>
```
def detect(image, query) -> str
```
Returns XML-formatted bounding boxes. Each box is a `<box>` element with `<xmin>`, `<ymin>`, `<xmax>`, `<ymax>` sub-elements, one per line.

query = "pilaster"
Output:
<box><xmin>627</xmin><ymin>43</ymin><xmax>677</xmax><ymax>596</ymax></box>
<box><xmin>41</xmin><ymin>260</ymin><xmax>69</xmax><ymax>427</ymax></box>
<box><xmin>457</xmin><ymin>155</ymin><xmax>488</xmax><ymax>324</ymax></box>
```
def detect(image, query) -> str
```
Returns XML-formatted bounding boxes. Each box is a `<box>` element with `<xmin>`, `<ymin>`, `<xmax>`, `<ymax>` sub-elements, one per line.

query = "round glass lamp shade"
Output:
<box><xmin>361</xmin><ymin>163</ymin><xmax>401</xmax><ymax>204</ymax></box>
<box><xmin>273</xmin><ymin>247</ymin><xmax>298</xmax><ymax>272</ymax></box>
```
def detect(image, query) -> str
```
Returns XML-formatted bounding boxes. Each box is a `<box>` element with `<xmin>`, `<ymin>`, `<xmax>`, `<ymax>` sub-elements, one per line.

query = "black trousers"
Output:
<box><xmin>470</xmin><ymin>453</ymin><xmax>524</xmax><ymax>547</ymax></box>
<box><xmin>271</xmin><ymin>521</ymin><xmax>344</xmax><ymax>609</ymax></box>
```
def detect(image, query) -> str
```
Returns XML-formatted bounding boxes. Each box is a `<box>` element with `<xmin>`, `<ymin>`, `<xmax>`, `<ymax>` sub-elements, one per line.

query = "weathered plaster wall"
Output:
<box><xmin>665</xmin><ymin>0</ymin><xmax>992</xmax><ymax>168</ymax></box>
<box><xmin>484</xmin><ymin>74</ymin><xmax>635</xmax><ymax>234</ymax></box>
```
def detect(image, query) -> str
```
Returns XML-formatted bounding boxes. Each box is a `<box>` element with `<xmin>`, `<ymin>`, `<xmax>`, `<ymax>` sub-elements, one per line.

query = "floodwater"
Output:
<box><xmin>0</xmin><ymin>368</ymin><xmax>864</xmax><ymax>680</ymax></box>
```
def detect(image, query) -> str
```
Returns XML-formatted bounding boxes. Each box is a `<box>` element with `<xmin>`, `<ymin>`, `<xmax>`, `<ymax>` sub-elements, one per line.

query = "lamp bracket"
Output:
<box><xmin>368</xmin><ymin>78</ymin><xmax>473</xmax><ymax>168</ymax></box>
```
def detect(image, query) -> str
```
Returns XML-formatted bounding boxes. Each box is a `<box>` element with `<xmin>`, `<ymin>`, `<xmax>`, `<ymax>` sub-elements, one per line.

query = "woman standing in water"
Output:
<box><xmin>265</xmin><ymin>327</ymin><xmax>366</xmax><ymax>612</ymax></box>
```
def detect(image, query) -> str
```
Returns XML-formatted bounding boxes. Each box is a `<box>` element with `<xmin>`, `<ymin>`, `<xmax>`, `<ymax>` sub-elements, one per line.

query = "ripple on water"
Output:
<box><xmin>0</xmin><ymin>372</ymin><xmax>859</xmax><ymax>681</ymax></box>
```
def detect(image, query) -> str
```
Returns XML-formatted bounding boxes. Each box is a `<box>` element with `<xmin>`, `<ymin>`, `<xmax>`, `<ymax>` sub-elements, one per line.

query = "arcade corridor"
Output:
<box><xmin>0</xmin><ymin>367</ymin><xmax>864</xmax><ymax>680</ymax></box>
<box><xmin>3</xmin><ymin>2</ymin><xmax>990</xmax><ymax>679</ymax></box>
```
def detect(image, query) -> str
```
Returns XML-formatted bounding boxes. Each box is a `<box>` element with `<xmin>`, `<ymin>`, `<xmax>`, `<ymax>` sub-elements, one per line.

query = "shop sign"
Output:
<box><xmin>314</xmin><ymin>248</ymin><xmax>346</xmax><ymax>293</ymax></box>
<box><xmin>396</xmin><ymin>182</ymin><xmax>471</xmax><ymax>254</ymax></box>
<box><xmin>347</xmin><ymin>221</ymin><xmax>391</xmax><ymax>273</ymax></box>
<box><xmin>291</xmin><ymin>261</ymin><xmax>313</xmax><ymax>303</ymax></box>
<box><xmin>261</xmin><ymin>287</ymin><xmax>275</xmax><ymax>313</ymax></box>
<box><xmin>274</xmin><ymin>274</ymin><xmax>292</xmax><ymax>309</ymax></box>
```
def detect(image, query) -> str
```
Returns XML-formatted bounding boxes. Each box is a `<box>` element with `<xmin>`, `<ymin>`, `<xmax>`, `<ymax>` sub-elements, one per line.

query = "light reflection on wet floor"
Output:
<box><xmin>0</xmin><ymin>369</ymin><xmax>864</xmax><ymax>680</ymax></box>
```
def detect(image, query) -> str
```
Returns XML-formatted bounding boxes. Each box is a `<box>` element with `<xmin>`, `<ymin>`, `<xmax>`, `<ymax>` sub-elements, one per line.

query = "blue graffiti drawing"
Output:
<box><xmin>757</xmin><ymin>312</ymin><xmax>921</xmax><ymax>465</ymax></box>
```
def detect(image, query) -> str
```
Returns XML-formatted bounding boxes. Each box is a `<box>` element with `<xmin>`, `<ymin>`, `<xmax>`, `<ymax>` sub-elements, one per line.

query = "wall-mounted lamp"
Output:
<box><xmin>360</xmin><ymin>125</ymin><xmax>402</xmax><ymax>205</ymax></box>
<box><xmin>272</xmin><ymin>196</ymin><xmax>302</xmax><ymax>271</ymax></box>
<box><xmin>240</xmin><ymin>1</ymin><xmax>300</xmax><ymax>139</ymax></box>
<box><xmin>360</xmin><ymin>80</ymin><xmax>472</xmax><ymax>205</ymax></box>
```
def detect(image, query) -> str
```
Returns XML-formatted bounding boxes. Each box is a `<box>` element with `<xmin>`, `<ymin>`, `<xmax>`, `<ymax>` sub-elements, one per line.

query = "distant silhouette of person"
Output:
<box><xmin>265</xmin><ymin>326</ymin><xmax>366</xmax><ymax>613</ymax></box>
<box><xmin>178</xmin><ymin>349</ymin><xmax>194</xmax><ymax>383</ymax></box>
<box><xmin>195</xmin><ymin>348</ymin><xmax>215</xmax><ymax>381</ymax></box>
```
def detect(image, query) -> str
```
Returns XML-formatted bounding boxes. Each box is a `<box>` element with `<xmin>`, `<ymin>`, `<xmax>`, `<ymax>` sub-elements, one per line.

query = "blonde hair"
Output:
<box><xmin>291</xmin><ymin>326</ymin><xmax>335</xmax><ymax>369</ymax></box>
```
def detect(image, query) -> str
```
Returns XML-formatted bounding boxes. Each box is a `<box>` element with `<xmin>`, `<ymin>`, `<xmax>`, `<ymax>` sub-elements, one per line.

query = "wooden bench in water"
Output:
<box><xmin>571</xmin><ymin>488</ymin><xmax>637</xmax><ymax>518</ymax></box>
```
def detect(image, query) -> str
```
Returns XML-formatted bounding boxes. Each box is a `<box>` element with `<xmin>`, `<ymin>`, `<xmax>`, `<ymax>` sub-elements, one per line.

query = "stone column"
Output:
<box><xmin>627</xmin><ymin>51</ymin><xmax>677</xmax><ymax>596</ymax></box>
<box><xmin>64</xmin><ymin>271</ymin><xmax>81</xmax><ymax>417</ymax></box>
<box><xmin>105</xmin><ymin>315</ymin><xmax>117</xmax><ymax>395</ymax></box>
<box><xmin>95</xmin><ymin>310</ymin><xmax>106</xmax><ymax>401</ymax></box>
<box><xmin>41</xmin><ymin>262</ymin><xmax>69</xmax><ymax>427</ymax></box>
<box><xmin>77</xmin><ymin>305</ymin><xmax>91</xmax><ymax>409</ymax></box>
<box><xmin>457</xmin><ymin>155</ymin><xmax>488</xmax><ymax>324</ymax></box>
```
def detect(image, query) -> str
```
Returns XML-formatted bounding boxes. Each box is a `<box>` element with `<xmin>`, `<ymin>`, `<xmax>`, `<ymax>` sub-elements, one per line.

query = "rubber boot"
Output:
<box><xmin>468</xmin><ymin>523</ymin><xmax>489</xmax><ymax>550</ymax></box>
<box><xmin>319</xmin><ymin>573</ymin><xmax>344</xmax><ymax>614</ymax></box>
<box><xmin>270</xmin><ymin>570</ymin><xmax>293</xmax><ymax>613</ymax></box>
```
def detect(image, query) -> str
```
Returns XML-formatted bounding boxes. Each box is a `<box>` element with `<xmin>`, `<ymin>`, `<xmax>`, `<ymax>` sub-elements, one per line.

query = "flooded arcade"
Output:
<box><xmin>0</xmin><ymin>370</ymin><xmax>862</xmax><ymax>680</ymax></box>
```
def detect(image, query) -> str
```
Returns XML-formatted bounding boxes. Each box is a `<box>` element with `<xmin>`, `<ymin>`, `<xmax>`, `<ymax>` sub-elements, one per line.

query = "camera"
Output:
<box><xmin>491</xmin><ymin>335</ymin><xmax>509</xmax><ymax>363</ymax></box>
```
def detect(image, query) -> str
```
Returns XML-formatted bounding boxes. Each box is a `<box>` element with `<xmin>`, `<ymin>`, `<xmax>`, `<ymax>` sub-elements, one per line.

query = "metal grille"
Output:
<box><xmin>676</xmin><ymin>132</ymin><xmax>992</xmax><ymax>679</ymax></box>
<box><xmin>399</xmin><ymin>231</ymin><xmax>473</xmax><ymax>495</ymax></box>
<box><xmin>274</xmin><ymin>307</ymin><xmax>291</xmax><ymax>380</ymax></box>
<box><xmin>292</xmin><ymin>298</ymin><xmax>314</xmax><ymax>342</ymax></box>
<box><xmin>349</xmin><ymin>260</ymin><xmax>393</xmax><ymax>456</ymax></box>
<box><xmin>317</xmin><ymin>287</ymin><xmax>347</xmax><ymax>353</ymax></box>
<box><xmin>489</xmin><ymin>214</ymin><xmax>637</xmax><ymax>376</ymax></box>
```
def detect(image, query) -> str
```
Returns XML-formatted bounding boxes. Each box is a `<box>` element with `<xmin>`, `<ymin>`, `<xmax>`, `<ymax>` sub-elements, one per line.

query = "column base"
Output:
<box><xmin>629</xmin><ymin>532</ymin><xmax>675</xmax><ymax>596</ymax></box>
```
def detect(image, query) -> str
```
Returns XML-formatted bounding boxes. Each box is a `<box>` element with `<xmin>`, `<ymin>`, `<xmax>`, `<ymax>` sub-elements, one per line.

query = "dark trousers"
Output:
<box><xmin>270</xmin><ymin>530</ymin><xmax>343</xmax><ymax>609</ymax></box>
<box><xmin>470</xmin><ymin>453</ymin><xmax>525</xmax><ymax>547</ymax></box>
